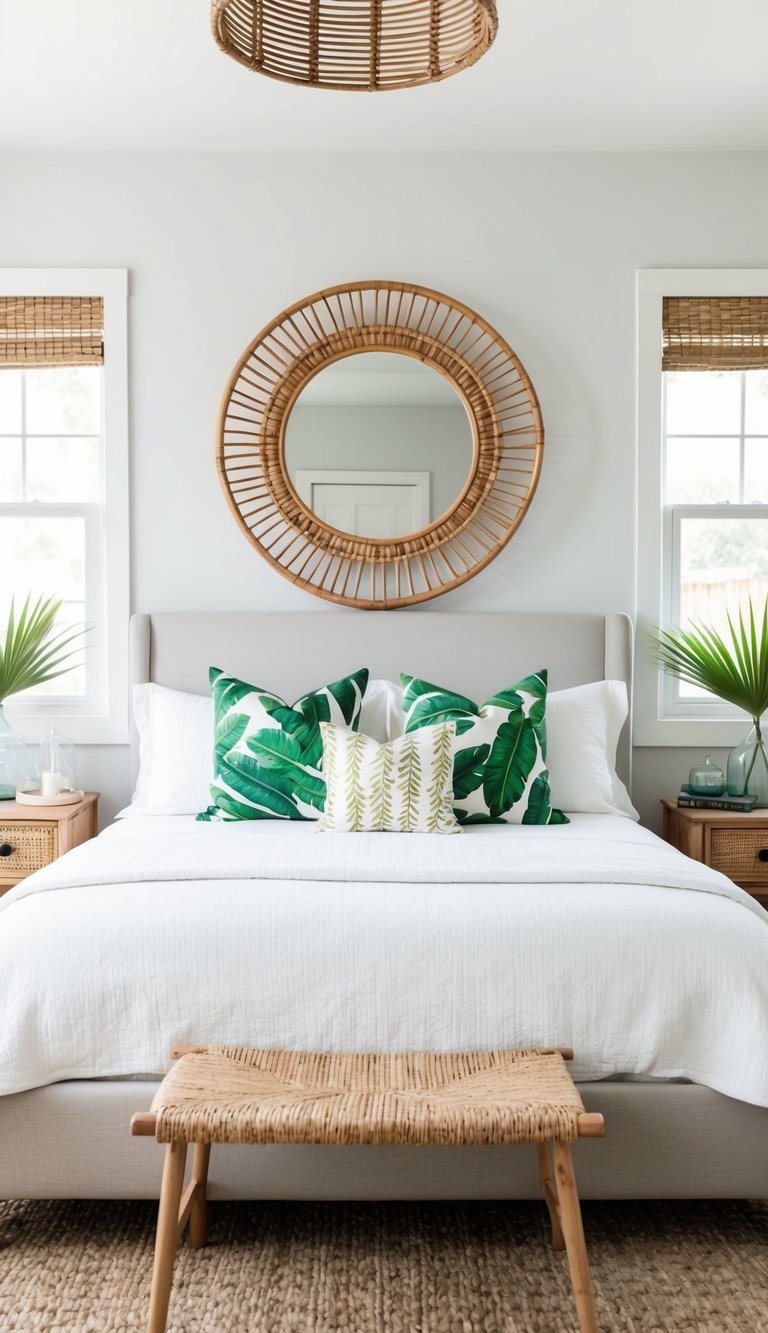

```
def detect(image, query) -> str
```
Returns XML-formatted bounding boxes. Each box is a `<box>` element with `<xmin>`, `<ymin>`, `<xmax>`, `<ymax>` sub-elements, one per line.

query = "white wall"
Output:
<box><xmin>2</xmin><ymin>151</ymin><xmax>767</xmax><ymax>827</ymax></box>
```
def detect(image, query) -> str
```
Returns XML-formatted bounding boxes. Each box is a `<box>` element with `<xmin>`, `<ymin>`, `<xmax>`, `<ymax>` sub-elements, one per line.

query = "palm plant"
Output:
<box><xmin>0</xmin><ymin>595</ymin><xmax>86</xmax><ymax>702</ymax></box>
<box><xmin>650</xmin><ymin>597</ymin><xmax>768</xmax><ymax>796</ymax></box>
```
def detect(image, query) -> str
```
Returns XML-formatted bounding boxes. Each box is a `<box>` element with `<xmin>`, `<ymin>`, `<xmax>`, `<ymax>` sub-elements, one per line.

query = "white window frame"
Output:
<box><xmin>636</xmin><ymin>268</ymin><xmax>768</xmax><ymax>746</ymax></box>
<box><xmin>0</xmin><ymin>268</ymin><xmax>129</xmax><ymax>744</ymax></box>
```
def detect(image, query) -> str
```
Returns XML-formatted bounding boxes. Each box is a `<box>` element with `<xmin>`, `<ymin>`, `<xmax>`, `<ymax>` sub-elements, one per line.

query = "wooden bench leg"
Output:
<box><xmin>147</xmin><ymin>1140</ymin><xmax>187</xmax><ymax>1333</ymax></box>
<box><xmin>189</xmin><ymin>1142</ymin><xmax>211</xmax><ymax>1250</ymax></box>
<box><xmin>536</xmin><ymin>1143</ymin><xmax>564</xmax><ymax>1250</ymax></box>
<box><xmin>552</xmin><ymin>1141</ymin><xmax>599</xmax><ymax>1333</ymax></box>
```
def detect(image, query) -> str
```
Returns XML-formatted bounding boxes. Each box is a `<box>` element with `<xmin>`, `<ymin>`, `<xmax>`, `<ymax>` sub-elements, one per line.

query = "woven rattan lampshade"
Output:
<box><xmin>211</xmin><ymin>0</ymin><xmax>498</xmax><ymax>92</ymax></box>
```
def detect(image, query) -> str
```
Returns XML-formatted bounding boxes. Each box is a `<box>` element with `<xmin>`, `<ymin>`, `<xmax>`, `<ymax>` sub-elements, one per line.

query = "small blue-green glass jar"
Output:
<box><xmin>687</xmin><ymin>754</ymin><xmax>726</xmax><ymax>797</ymax></box>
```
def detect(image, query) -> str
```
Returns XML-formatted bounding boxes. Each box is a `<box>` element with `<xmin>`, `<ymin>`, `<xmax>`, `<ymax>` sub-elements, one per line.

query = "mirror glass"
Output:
<box><xmin>283</xmin><ymin>352</ymin><xmax>475</xmax><ymax>539</ymax></box>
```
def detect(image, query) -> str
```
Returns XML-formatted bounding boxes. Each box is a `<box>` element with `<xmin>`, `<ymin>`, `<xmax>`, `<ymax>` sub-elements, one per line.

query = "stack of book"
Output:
<box><xmin>677</xmin><ymin>785</ymin><xmax>758</xmax><ymax>813</ymax></box>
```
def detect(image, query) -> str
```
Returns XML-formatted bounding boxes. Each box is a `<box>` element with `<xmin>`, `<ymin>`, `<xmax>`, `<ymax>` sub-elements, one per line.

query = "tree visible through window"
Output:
<box><xmin>663</xmin><ymin>368</ymin><xmax>768</xmax><ymax>705</ymax></box>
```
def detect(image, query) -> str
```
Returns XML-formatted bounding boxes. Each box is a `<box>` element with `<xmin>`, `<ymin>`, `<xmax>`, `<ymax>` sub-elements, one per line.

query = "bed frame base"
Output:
<box><xmin>2</xmin><ymin>1080</ymin><xmax>766</xmax><ymax>1201</ymax></box>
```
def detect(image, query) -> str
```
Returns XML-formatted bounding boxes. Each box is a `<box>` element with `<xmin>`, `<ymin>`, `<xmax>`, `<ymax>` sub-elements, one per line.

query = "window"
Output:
<box><xmin>637</xmin><ymin>272</ymin><xmax>768</xmax><ymax>745</ymax></box>
<box><xmin>0</xmin><ymin>272</ymin><xmax>128</xmax><ymax>743</ymax></box>
<box><xmin>0</xmin><ymin>365</ymin><xmax>103</xmax><ymax>701</ymax></box>
<box><xmin>663</xmin><ymin>367</ymin><xmax>768</xmax><ymax>715</ymax></box>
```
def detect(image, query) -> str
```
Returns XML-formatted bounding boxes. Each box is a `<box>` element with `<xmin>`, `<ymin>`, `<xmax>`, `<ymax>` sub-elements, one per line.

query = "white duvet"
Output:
<box><xmin>1</xmin><ymin>814</ymin><xmax>768</xmax><ymax>1106</ymax></box>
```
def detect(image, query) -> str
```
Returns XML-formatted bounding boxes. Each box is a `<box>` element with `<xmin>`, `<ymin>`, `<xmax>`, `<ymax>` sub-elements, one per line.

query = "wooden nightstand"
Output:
<box><xmin>0</xmin><ymin>792</ymin><xmax>98</xmax><ymax>895</ymax></box>
<box><xmin>661</xmin><ymin>797</ymin><xmax>768</xmax><ymax>899</ymax></box>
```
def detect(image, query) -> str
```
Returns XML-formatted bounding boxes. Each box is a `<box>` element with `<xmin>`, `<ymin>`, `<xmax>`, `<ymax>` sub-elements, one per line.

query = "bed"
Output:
<box><xmin>1</xmin><ymin>610</ymin><xmax>768</xmax><ymax>1201</ymax></box>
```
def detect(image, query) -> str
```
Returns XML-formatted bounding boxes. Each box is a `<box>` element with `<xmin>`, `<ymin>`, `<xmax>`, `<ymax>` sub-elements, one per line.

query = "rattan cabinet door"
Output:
<box><xmin>0</xmin><ymin>822</ymin><xmax>57</xmax><ymax>882</ymax></box>
<box><xmin>709</xmin><ymin>827</ymin><xmax>768</xmax><ymax>885</ymax></box>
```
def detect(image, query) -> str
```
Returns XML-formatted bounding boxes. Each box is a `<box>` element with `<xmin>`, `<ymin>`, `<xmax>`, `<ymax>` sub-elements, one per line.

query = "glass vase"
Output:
<box><xmin>38</xmin><ymin>725</ymin><xmax>77</xmax><ymax>798</ymax></box>
<box><xmin>0</xmin><ymin>703</ymin><xmax>28</xmax><ymax>800</ymax></box>
<box><xmin>726</xmin><ymin>720</ymin><xmax>768</xmax><ymax>807</ymax></box>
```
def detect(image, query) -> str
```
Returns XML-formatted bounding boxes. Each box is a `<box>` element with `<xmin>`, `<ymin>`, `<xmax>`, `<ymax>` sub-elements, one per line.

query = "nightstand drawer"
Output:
<box><xmin>709</xmin><ymin>828</ymin><xmax>768</xmax><ymax>883</ymax></box>
<box><xmin>0</xmin><ymin>822</ymin><xmax>57</xmax><ymax>879</ymax></box>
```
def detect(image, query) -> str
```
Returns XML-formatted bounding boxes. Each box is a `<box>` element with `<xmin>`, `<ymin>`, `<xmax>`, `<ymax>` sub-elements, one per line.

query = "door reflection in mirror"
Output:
<box><xmin>283</xmin><ymin>352</ymin><xmax>475</xmax><ymax>539</ymax></box>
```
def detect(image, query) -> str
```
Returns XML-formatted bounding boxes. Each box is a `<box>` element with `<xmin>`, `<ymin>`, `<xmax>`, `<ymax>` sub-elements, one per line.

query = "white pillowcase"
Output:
<box><xmin>358</xmin><ymin>677</ymin><xmax>406</xmax><ymax>744</ymax></box>
<box><xmin>546</xmin><ymin>680</ymin><xmax>638</xmax><ymax>819</ymax></box>
<box><xmin>118</xmin><ymin>684</ymin><xmax>214</xmax><ymax>817</ymax></box>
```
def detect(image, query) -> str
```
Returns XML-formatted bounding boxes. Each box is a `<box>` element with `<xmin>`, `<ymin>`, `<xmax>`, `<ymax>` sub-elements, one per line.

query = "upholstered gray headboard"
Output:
<box><xmin>129</xmin><ymin>611</ymin><xmax>633</xmax><ymax>789</ymax></box>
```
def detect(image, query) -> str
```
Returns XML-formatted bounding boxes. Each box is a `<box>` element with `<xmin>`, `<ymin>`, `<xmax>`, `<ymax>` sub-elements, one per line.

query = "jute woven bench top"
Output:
<box><xmin>147</xmin><ymin>1046</ymin><xmax>589</xmax><ymax>1147</ymax></box>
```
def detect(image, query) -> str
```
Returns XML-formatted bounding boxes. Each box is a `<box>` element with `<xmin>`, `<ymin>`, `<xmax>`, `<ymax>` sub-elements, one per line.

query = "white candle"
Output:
<box><xmin>41</xmin><ymin>771</ymin><xmax>62</xmax><ymax>799</ymax></box>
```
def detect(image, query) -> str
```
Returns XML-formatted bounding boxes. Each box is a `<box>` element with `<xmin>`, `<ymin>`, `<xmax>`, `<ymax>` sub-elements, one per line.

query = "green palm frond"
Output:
<box><xmin>650</xmin><ymin>598</ymin><xmax>768</xmax><ymax>721</ymax></box>
<box><xmin>0</xmin><ymin>595</ymin><xmax>87</xmax><ymax>701</ymax></box>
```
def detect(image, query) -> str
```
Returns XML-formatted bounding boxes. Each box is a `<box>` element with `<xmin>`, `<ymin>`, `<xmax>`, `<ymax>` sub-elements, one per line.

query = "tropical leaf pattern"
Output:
<box><xmin>346</xmin><ymin>731</ymin><xmax>368</xmax><ymax>831</ymax></box>
<box><xmin>396</xmin><ymin>734</ymin><xmax>423</xmax><ymax>833</ymax></box>
<box><xmin>452</xmin><ymin>743</ymin><xmax>490</xmax><ymax>800</ymax></box>
<box><xmin>197</xmin><ymin>666</ymin><xmax>369</xmax><ymax>822</ymax></box>
<box><xmin>401</xmin><ymin>670</ymin><xmax>568</xmax><ymax>826</ymax></box>
<box><xmin>425</xmin><ymin>720</ymin><xmax>454</xmax><ymax>833</ymax></box>
<box><xmin>317</xmin><ymin>722</ymin><xmax>460</xmax><ymax>834</ymax></box>
<box><xmin>482</xmin><ymin>713</ymin><xmax>538</xmax><ymax>818</ymax></box>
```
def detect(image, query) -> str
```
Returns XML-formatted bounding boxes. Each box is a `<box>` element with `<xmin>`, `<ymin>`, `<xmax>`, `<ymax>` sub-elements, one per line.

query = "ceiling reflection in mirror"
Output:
<box><xmin>283</xmin><ymin>352</ymin><xmax>475</xmax><ymax>540</ymax></box>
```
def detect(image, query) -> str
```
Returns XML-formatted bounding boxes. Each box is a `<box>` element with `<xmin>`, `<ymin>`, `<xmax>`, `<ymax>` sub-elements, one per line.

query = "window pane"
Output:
<box><xmin>665</xmin><ymin>370</ymin><xmax>741</xmax><ymax>435</ymax></box>
<box><xmin>744</xmin><ymin>440</ymin><xmax>768</xmax><ymax>502</ymax></box>
<box><xmin>745</xmin><ymin>369</ymin><xmax>768</xmax><ymax>434</ymax></box>
<box><xmin>680</xmin><ymin>517</ymin><xmax>768</xmax><ymax>631</ymax></box>
<box><xmin>0</xmin><ymin>517</ymin><xmax>87</xmax><ymax>697</ymax></box>
<box><xmin>28</xmin><ymin>600</ymin><xmax>86</xmax><ymax>697</ymax></box>
<box><xmin>0</xmin><ymin>516</ymin><xmax>86</xmax><ymax>609</ymax></box>
<box><xmin>26</xmin><ymin>437</ymin><xmax>100</xmax><ymax>502</ymax></box>
<box><xmin>24</xmin><ymin>366</ymin><xmax>101</xmax><ymax>434</ymax></box>
<box><xmin>0</xmin><ymin>439</ymin><xmax>22</xmax><ymax>501</ymax></box>
<box><xmin>0</xmin><ymin>370</ymin><xmax>22</xmax><ymax>432</ymax></box>
<box><xmin>665</xmin><ymin>437</ymin><xmax>740</xmax><ymax>503</ymax></box>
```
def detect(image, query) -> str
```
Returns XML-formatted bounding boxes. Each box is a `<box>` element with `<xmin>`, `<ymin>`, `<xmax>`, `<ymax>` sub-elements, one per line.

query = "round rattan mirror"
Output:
<box><xmin>217</xmin><ymin>281</ymin><xmax>544</xmax><ymax>609</ymax></box>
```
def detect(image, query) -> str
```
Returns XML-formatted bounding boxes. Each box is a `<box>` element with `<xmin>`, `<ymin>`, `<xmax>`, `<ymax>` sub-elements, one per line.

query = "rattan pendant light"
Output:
<box><xmin>211</xmin><ymin>0</ymin><xmax>498</xmax><ymax>92</ymax></box>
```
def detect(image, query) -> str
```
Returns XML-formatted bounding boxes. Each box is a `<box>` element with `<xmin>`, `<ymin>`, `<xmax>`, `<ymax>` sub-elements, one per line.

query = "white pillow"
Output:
<box><xmin>317</xmin><ymin>721</ymin><xmax>460</xmax><ymax>834</ymax></box>
<box><xmin>358</xmin><ymin>678</ymin><xmax>405</xmax><ymax>744</ymax></box>
<box><xmin>118</xmin><ymin>683</ymin><xmax>213</xmax><ymax>817</ymax></box>
<box><xmin>546</xmin><ymin>680</ymin><xmax>638</xmax><ymax>819</ymax></box>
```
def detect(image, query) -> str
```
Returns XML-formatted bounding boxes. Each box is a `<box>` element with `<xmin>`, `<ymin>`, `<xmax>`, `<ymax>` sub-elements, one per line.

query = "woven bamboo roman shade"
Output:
<box><xmin>0</xmin><ymin>297</ymin><xmax>104</xmax><ymax>367</ymax></box>
<box><xmin>663</xmin><ymin>297</ymin><xmax>768</xmax><ymax>372</ymax></box>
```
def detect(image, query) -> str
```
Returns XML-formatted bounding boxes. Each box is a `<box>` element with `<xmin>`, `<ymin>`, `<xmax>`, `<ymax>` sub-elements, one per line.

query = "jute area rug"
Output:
<box><xmin>0</xmin><ymin>1197</ymin><xmax>766</xmax><ymax>1332</ymax></box>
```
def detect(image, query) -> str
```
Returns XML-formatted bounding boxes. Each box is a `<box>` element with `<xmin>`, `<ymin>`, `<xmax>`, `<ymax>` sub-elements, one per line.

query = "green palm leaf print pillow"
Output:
<box><xmin>401</xmin><ymin>670</ymin><xmax>568</xmax><ymax>826</ymax></box>
<box><xmin>197</xmin><ymin>666</ymin><xmax>369</xmax><ymax>822</ymax></box>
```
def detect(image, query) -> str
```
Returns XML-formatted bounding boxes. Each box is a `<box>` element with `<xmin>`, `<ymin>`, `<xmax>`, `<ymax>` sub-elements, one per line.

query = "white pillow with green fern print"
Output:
<box><xmin>317</xmin><ymin>721</ymin><xmax>461</xmax><ymax>834</ymax></box>
<box><xmin>197</xmin><ymin>666</ymin><xmax>369</xmax><ymax>822</ymax></box>
<box><xmin>401</xmin><ymin>670</ymin><xmax>568</xmax><ymax>826</ymax></box>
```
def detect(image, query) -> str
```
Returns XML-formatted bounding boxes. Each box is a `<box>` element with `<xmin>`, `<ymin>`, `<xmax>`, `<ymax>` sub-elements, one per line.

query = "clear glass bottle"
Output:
<box><xmin>726</xmin><ymin>722</ymin><xmax>768</xmax><ymax>807</ymax></box>
<box><xmin>0</xmin><ymin>703</ymin><xmax>27</xmax><ymax>800</ymax></box>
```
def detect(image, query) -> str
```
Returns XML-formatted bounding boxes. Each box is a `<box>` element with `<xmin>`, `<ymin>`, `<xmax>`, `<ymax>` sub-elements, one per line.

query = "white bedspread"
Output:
<box><xmin>2</xmin><ymin>815</ymin><xmax>767</xmax><ymax>1105</ymax></box>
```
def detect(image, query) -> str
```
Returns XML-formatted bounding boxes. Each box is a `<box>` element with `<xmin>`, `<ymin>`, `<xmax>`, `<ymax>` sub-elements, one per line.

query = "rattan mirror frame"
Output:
<box><xmin>217</xmin><ymin>281</ymin><xmax>544</xmax><ymax>609</ymax></box>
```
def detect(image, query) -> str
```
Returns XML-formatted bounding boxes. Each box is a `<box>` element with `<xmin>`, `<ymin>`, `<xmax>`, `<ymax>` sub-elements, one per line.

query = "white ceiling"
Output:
<box><xmin>3</xmin><ymin>1</ymin><xmax>768</xmax><ymax>152</ymax></box>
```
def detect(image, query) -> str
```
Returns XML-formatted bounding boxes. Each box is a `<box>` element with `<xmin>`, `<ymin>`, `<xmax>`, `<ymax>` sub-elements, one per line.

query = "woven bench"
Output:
<box><xmin>132</xmin><ymin>1045</ymin><xmax>604</xmax><ymax>1333</ymax></box>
